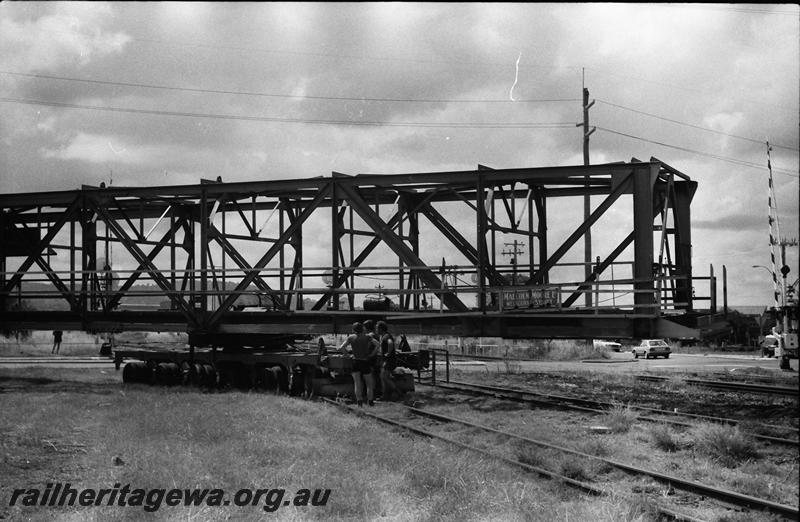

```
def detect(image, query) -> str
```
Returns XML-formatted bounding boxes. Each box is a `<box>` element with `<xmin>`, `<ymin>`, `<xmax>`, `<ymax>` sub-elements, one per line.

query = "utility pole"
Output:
<box><xmin>501</xmin><ymin>240</ymin><xmax>525</xmax><ymax>285</ymax></box>
<box><xmin>579</xmin><ymin>69</ymin><xmax>596</xmax><ymax>307</ymax></box>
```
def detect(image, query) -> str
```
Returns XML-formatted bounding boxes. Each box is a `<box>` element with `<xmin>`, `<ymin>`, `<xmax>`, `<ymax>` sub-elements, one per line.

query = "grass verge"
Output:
<box><xmin>2</xmin><ymin>369</ymin><xmax>658</xmax><ymax>521</ymax></box>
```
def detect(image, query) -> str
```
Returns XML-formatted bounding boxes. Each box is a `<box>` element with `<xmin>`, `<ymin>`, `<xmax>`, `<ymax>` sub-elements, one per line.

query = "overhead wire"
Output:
<box><xmin>595</xmin><ymin>126</ymin><xmax>799</xmax><ymax>178</ymax></box>
<box><xmin>595</xmin><ymin>99</ymin><xmax>798</xmax><ymax>152</ymax></box>
<box><xmin>584</xmin><ymin>66</ymin><xmax>797</xmax><ymax>112</ymax></box>
<box><xmin>659</xmin><ymin>4</ymin><xmax>799</xmax><ymax>16</ymax></box>
<box><xmin>0</xmin><ymin>96</ymin><xmax>577</xmax><ymax>129</ymax></box>
<box><xmin>4</xmin><ymin>70</ymin><xmax>793</xmax><ymax>151</ymax></box>
<box><xmin>1</xmin><ymin>61</ymin><xmax>796</xmax><ymax>180</ymax></box>
<box><xmin>29</xmin><ymin>27</ymin><xmax>583</xmax><ymax>71</ymax></box>
<box><xmin>0</xmin><ymin>70</ymin><xmax>580</xmax><ymax>104</ymax></box>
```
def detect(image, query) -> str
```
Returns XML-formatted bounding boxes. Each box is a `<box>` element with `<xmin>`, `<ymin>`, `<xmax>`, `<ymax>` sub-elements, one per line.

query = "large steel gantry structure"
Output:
<box><xmin>0</xmin><ymin>158</ymin><xmax>709</xmax><ymax>344</ymax></box>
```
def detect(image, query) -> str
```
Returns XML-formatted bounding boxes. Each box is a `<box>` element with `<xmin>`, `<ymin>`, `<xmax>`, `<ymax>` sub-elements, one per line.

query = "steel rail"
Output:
<box><xmin>321</xmin><ymin>398</ymin><xmax>702</xmax><ymax>522</ymax></box>
<box><xmin>434</xmin><ymin>380</ymin><xmax>798</xmax><ymax>446</ymax></box>
<box><xmin>399</xmin><ymin>405</ymin><xmax>799</xmax><ymax>519</ymax></box>
<box><xmin>635</xmin><ymin>375</ymin><xmax>799</xmax><ymax>397</ymax></box>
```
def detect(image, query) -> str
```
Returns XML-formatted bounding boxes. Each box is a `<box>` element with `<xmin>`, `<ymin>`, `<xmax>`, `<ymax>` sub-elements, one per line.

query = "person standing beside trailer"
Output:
<box><xmin>363</xmin><ymin>319</ymin><xmax>381</xmax><ymax>398</ymax></box>
<box><xmin>376</xmin><ymin>321</ymin><xmax>400</xmax><ymax>401</ymax></box>
<box><xmin>52</xmin><ymin>330</ymin><xmax>63</xmax><ymax>354</ymax></box>
<box><xmin>339</xmin><ymin>322</ymin><xmax>380</xmax><ymax>406</ymax></box>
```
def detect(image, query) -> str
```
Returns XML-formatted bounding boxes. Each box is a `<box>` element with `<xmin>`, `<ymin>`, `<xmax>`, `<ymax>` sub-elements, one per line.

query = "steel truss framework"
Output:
<box><xmin>0</xmin><ymin>159</ymin><xmax>706</xmax><ymax>341</ymax></box>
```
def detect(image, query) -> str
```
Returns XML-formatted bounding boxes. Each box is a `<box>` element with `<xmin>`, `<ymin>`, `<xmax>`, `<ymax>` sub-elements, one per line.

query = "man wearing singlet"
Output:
<box><xmin>339</xmin><ymin>322</ymin><xmax>380</xmax><ymax>406</ymax></box>
<box><xmin>376</xmin><ymin>321</ymin><xmax>400</xmax><ymax>401</ymax></box>
<box><xmin>363</xmin><ymin>319</ymin><xmax>381</xmax><ymax>398</ymax></box>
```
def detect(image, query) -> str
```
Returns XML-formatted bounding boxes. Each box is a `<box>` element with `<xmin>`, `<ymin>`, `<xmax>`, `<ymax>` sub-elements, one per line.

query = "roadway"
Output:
<box><xmin>444</xmin><ymin>352</ymin><xmax>800</xmax><ymax>374</ymax></box>
<box><xmin>0</xmin><ymin>353</ymin><xmax>797</xmax><ymax>374</ymax></box>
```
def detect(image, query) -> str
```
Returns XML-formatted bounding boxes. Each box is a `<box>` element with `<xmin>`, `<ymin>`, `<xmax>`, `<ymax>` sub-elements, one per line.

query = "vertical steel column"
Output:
<box><xmin>170</xmin><ymin>212</ymin><xmax>176</xmax><ymax>307</ymax></box>
<box><xmin>672</xmin><ymin>181</ymin><xmax>695</xmax><ymax>311</ymax></box>
<box><xmin>187</xmin><ymin>215</ymin><xmax>195</xmax><ymax>310</ymax></box>
<box><xmin>490</xmin><ymin>197</ymin><xmax>496</xmax><ymax>270</ymax></box>
<box><xmin>81</xmin><ymin>199</ymin><xmax>96</xmax><ymax>313</ymax></box>
<box><xmin>279</xmin><ymin>204</ymin><xmax>285</xmax><ymax>301</ymax></box>
<box><xmin>527</xmin><ymin>188</ymin><xmax>534</xmax><ymax>280</ymax></box>
<box><xmin>349</xmin><ymin>204</ymin><xmax>354</xmax><ymax>303</ymax></box>
<box><xmin>293</xmin><ymin>200</ymin><xmax>303</xmax><ymax>310</ymax></box>
<box><xmin>710</xmin><ymin>264</ymin><xmax>717</xmax><ymax>313</ymax></box>
<box><xmin>69</xmin><ymin>218</ymin><xmax>75</xmax><ymax>310</ymax></box>
<box><xmin>398</xmin><ymin>206</ymin><xmax>404</xmax><ymax>304</ymax></box>
<box><xmin>534</xmin><ymin>187</ymin><xmax>548</xmax><ymax>284</ymax></box>
<box><xmin>632</xmin><ymin>165</ymin><xmax>655</xmax><ymax>315</ymax></box>
<box><xmin>409</xmin><ymin>205</ymin><xmax>420</xmax><ymax>310</ymax></box>
<box><xmin>200</xmin><ymin>189</ymin><xmax>208</xmax><ymax>318</ymax></box>
<box><xmin>221</xmin><ymin>205</ymin><xmax>226</xmax><ymax>305</ymax></box>
<box><xmin>251</xmin><ymin>196</ymin><xmax>256</xmax><ymax>235</ymax></box>
<box><xmin>723</xmin><ymin>265</ymin><xmax>728</xmax><ymax>317</ymax></box>
<box><xmin>476</xmin><ymin>174</ymin><xmax>487</xmax><ymax>311</ymax></box>
<box><xmin>330</xmin><ymin>182</ymin><xmax>339</xmax><ymax>310</ymax></box>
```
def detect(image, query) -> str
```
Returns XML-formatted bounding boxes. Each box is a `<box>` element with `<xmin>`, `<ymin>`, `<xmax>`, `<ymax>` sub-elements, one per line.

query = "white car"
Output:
<box><xmin>632</xmin><ymin>339</ymin><xmax>671</xmax><ymax>359</ymax></box>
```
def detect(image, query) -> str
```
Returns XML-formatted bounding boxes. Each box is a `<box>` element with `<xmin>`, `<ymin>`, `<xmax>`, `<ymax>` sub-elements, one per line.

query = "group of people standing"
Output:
<box><xmin>338</xmin><ymin>319</ymin><xmax>400</xmax><ymax>406</ymax></box>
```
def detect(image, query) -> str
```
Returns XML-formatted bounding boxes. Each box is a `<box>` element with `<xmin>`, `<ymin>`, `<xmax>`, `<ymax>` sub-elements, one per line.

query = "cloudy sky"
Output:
<box><xmin>0</xmin><ymin>2</ymin><xmax>797</xmax><ymax>308</ymax></box>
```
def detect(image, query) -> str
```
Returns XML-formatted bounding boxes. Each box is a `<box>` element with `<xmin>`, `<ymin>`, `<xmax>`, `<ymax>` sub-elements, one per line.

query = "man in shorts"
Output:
<box><xmin>339</xmin><ymin>322</ymin><xmax>380</xmax><ymax>406</ymax></box>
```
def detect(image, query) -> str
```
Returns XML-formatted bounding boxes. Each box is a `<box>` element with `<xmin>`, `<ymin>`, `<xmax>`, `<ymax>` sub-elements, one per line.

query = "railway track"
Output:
<box><xmin>429</xmin><ymin>380</ymin><xmax>799</xmax><ymax>446</ymax></box>
<box><xmin>325</xmin><ymin>398</ymin><xmax>798</xmax><ymax>520</ymax></box>
<box><xmin>634</xmin><ymin>375</ymin><xmax>799</xmax><ymax>397</ymax></box>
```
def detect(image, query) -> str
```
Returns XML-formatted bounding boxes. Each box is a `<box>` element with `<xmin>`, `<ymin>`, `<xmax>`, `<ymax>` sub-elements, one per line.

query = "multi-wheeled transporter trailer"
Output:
<box><xmin>1</xmin><ymin>159</ymin><xmax>716</xmax><ymax>395</ymax></box>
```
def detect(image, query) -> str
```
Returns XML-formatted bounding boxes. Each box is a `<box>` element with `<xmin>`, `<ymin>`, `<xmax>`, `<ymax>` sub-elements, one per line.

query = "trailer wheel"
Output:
<box><xmin>199</xmin><ymin>364</ymin><xmax>217</xmax><ymax>387</ymax></box>
<box><xmin>185</xmin><ymin>363</ymin><xmax>200</xmax><ymax>385</ymax></box>
<box><xmin>155</xmin><ymin>362</ymin><xmax>181</xmax><ymax>385</ymax></box>
<box><xmin>122</xmin><ymin>362</ymin><xmax>149</xmax><ymax>383</ymax></box>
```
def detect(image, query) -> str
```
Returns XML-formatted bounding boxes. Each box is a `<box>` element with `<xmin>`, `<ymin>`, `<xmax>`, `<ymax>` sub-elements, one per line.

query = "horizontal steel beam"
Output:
<box><xmin>0</xmin><ymin>161</ymin><xmax>671</xmax><ymax>208</ymax></box>
<box><xmin>0</xmin><ymin>309</ymin><xmax>686</xmax><ymax>339</ymax></box>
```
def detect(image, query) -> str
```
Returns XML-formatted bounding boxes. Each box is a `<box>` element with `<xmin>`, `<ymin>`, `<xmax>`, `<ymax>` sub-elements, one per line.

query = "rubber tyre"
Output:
<box><xmin>123</xmin><ymin>362</ymin><xmax>148</xmax><ymax>383</ymax></box>
<box><xmin>633</xmin><ymin>352</ymin><xmax>638</xmax><ymax>359</ymax></box>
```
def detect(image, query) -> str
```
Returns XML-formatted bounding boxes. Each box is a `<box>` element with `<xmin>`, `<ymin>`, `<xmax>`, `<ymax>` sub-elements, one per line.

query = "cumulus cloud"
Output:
<box><xmin>0</xmin><ymin>4</ymin><xmax>130</xmax><ymax>72</ymax></box>
<box><xmin>0</xmin><ymin>3</ymin><xmax>797</xmax><ymax>306</ymax></box>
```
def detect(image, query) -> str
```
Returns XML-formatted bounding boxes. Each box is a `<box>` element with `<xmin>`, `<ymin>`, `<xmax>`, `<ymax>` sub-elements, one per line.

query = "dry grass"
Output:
<box><xmin>0</xmin><ymin>331</ymin><xmax>188</xmax><ymax>358</ymax></box>
<box><xmin>2</xmin><ymin>371</ymin><xmax>662</xmax><ymax>522</ymax></box>
<box><xmin>411</xmin><ymin>336</ymin><xmax>614</xmax><ymax>361</ymax></box>
<box><xmin>648</xmin><ymin>424</ymin><xmax>679</xmax><ymax>453</ymax></box>
<box><xmin>690</xmin><ymin>423</ymin><xmax>761</xmax><ymax>468</ymax></box>
<box><xmin>603</xmin><ymin>403</ymin><xmax>639</xmax><ymax>434</ymax></box>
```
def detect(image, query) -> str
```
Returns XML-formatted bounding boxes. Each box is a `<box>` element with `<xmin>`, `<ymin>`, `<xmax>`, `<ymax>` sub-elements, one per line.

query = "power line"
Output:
<box><xmin>33</xmin><ymin>28</ymin><xmax>582</xmax><ymax>71</ymax></box>
<box><xmin>0</xmin><ymin>70</ymin><xmax>580</xmax><ymax>104</ymax></box>
<box><xmin>595</xmin><ymin>99</ymin><xmax>798</xmax><ymax>152</ymax></box>
<box><xmin>0</xmin><ymin>96</ymin><xmax>578</xmax><ymax>129</ymax></box>
<box><xmin>585</xmin><ymin>67</ymin><xmax>797</xmax><ymax>112</ymax></box>
<box><xmin>660</xmin><ymin>4</ymin><xmax>799</xmax><ymax>16</ymax></box>
<box><xmin>595</xmin><ymin>126</ymin><xmax>799</xmax><ymax>178</ymax></box>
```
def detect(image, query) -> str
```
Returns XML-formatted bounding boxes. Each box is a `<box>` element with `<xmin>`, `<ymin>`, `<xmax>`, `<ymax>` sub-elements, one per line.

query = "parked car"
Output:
<box><xmin>632</xmin><ymin>339</ymin><xmax>671</xmax><ymax>359</ymax></box>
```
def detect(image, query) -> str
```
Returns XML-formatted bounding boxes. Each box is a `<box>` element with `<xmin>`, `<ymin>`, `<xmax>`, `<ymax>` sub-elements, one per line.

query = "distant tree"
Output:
<box><xmin>1</xmin><ymin>300</ymin><xmax>33</xmax><ymax>341</ymax></box>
